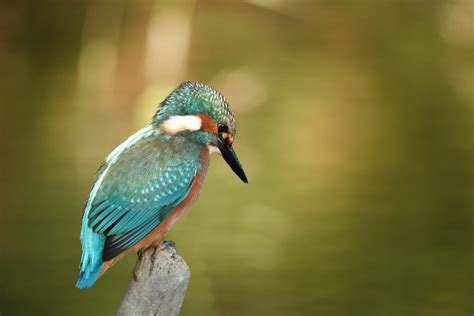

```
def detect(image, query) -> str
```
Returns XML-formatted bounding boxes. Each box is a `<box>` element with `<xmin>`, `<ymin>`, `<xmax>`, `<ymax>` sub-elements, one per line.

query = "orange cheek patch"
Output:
<box><xmin>198</xmin><ymin>114</ymin><xmax>218</xmax><ymax>133</ymax></box>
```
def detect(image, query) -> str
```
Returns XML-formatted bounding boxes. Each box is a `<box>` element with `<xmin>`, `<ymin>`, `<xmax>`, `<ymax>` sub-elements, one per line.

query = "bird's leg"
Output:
<box><xmin>134</xmin><ymin>240</ymin><xmax>172</xmax><ymax>277</ymax></box>
<box><xmin>150</xmin><ymin>240</ymin><xmax>172</xmax><ymax>265</ymax></box>
<box><xmin>148</xmin><ymin>240</ymin><xmax>177</xmax><ymax>275</ymax></box>
<box><xmin>159</xmin><ymin>240</ymin><xmax>176</xmax><ymax>251</ymax></box>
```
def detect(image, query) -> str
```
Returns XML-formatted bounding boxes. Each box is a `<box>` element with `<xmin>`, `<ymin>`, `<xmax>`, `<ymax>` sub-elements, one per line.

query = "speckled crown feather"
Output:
<box><xmin>153</xmin><ymin>82</ymin><xmax>236</xmax><ymax>134</ymax></box>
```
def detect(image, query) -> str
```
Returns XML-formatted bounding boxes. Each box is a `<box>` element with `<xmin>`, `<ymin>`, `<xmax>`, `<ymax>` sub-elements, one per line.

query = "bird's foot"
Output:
<box><xmin>150</xmin><ymin>240</ymin><xmax>175</xmax><ymax>259</ymax></box>
<box><xmin>151</xmin><ymin>240</ymin><xmax>176</xmax><ymax>267</ymax></box>
<box><xmin>159</xmin><ymin>240</ymin><xmax>176</xmax><ymax>251</ymax></box>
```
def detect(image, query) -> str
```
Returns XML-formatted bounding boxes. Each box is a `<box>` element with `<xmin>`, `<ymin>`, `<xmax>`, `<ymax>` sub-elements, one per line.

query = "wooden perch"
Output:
<box><xmin>117</xmin><ymin>240</ymin><xmax>190</xmax><ymax>316</ymax></box>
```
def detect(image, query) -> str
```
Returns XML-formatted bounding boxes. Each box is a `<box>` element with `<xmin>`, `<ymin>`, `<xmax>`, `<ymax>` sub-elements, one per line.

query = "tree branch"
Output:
<box><xmin>117</xmin><ymin>241</ymin><xmax>190</xmax><ymax>316</ymax></box>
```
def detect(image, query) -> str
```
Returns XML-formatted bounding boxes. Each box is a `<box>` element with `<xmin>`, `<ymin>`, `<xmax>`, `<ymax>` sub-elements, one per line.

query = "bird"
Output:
<box><xmin>76</xmin><ymin>81</ymin><xmax>247</xmax><ymax>288</ymax></box>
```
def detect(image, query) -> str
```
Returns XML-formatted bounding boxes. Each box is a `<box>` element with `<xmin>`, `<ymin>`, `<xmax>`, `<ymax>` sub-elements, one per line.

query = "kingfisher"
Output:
<box><xmin>76</xmin><ymin>82</ymin><xmax>247</xmax><ymax>288</ymax></box>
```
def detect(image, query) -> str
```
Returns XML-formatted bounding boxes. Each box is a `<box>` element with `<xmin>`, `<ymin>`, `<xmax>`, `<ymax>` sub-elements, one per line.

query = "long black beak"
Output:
<box><xmin>217</xmin><ymin>140</ymin><xmax>248</xmax><ymax>183</ymax></box>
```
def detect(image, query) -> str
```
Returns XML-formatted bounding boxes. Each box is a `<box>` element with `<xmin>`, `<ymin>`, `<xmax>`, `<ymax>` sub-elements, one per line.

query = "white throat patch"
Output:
<box><xmin>160</xmin><ymin>115</ymin><xmax>202</xmax><ymax>135</ymax></box>
<box><xmin>208</xmin><ymin>145</ymin><xmax>221</xmax><ymax>155</ymax></box>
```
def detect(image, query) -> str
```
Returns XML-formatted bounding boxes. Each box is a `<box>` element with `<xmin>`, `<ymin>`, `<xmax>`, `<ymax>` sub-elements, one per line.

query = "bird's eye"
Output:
<box><xmin>218</xmin><ymin>124</ymin><xmax>228</xmax><ymax>134</ymax></box>
<box><xmin>218</xmin><ymin>124</ymin><xmax>228</xmax><ymax>141</ymax></box>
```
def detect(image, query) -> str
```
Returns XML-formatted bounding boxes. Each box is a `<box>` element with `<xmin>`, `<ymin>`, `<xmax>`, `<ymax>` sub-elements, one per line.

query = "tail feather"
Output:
<box><xmin>77</xmin><ymin>215</ymin><xmax>106</xmax><ymax>288</ymax></box>
<box><xmin>76</xmin><ymin>262</ymin><xmax>103</xmax><ymax>288</ymax></box>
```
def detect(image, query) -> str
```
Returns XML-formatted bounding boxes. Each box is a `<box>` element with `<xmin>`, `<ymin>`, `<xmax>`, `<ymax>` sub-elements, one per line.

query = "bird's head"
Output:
<box><xmin>153</xmin><ymin>82</ymin><xmax>247</xmax><ymax>183</ymax></box>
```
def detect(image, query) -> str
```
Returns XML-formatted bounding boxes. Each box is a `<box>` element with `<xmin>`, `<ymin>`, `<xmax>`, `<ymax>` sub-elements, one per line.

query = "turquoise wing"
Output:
<box><xmin>86</xmin><ymin>133</ymin><xmax>200</xmax><ymax>261</ymax></box>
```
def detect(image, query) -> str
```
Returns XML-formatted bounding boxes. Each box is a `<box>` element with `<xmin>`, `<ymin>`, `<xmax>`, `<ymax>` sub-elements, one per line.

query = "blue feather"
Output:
<box><xmin>76</xmin><ymin>213</ymin><xmax>105</xmax><ymax>288</ymax></box>
<box><xmin>76</xmin><ymin>127</ymin><xmax>202</xmax><ymax>288</ymax></box>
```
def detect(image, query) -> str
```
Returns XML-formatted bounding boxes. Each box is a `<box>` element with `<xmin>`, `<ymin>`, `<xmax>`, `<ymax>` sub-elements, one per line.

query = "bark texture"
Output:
<box><xmin>117</xmin><ymin>241</ymin><xmax>190</xmax><ymax>316</ymax></box>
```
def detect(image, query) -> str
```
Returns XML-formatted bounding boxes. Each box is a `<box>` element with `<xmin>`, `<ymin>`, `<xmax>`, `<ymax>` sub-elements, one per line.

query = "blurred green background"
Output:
<box><xmin>1</xmin><ymin>0</ymin><xmax>473</xmax><ymax>315</ymax></box>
